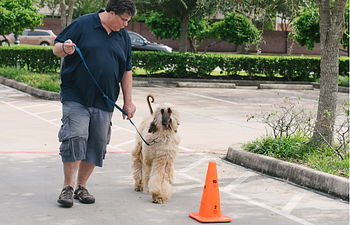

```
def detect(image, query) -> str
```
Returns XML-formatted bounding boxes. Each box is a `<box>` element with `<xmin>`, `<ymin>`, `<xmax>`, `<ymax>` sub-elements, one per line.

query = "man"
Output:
<box><xmin>53</xmin><ymin>0</ymin><xmax>137</xmax><ymax>207</ymax></box>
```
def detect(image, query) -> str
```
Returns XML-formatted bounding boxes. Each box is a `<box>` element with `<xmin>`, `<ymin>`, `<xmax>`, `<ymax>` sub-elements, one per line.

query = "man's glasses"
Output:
<box><xmin>118</xmin><ymin>15</ymin><xmax>131</xmax><ymax>23</ymax></box>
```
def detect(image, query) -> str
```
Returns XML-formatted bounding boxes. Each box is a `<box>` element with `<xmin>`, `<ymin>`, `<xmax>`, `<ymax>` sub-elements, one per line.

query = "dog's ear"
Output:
<box><xmin>148</xmin><ymin>121</ymin><xmax>157</xmax><ymax>133</ymax></box>
<box><xmin>170</xmin><ymin>110</ymin><xmax>180</xmax><ymax>133</ymax></box>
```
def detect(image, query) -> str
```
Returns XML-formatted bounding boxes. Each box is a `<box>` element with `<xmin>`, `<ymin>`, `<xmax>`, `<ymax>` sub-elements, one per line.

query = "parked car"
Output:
<box><xmin>127</xmin><ymin>31</ymin><xmax>172</xmax><ymax>53</ymax></box>
<box><xmin>0</xmin><ymin>29</ymin><xmax>56</xmax><ymax>46</ymax></box>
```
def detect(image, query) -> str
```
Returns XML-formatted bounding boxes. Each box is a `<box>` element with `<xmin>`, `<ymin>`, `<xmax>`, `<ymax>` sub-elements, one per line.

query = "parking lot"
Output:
<box><xmin>0</xmin><ymin>83</ymin><xmax>348</xmax><ymax>224</ymax></box>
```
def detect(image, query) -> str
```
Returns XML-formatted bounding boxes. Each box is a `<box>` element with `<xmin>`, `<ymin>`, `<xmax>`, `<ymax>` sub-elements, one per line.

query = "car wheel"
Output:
<box><xmin>40</xmin><ymin>42</ymin><xmax>49</xmax><ymax>46</ymax></box>
<box><xmin>1</xmin><ymin>40</ymin><xmax>9</xmax><ymax>46</ymax></box>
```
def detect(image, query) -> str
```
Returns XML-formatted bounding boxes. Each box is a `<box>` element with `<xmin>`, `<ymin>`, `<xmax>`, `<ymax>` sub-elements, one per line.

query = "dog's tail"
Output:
<box><xmin>147</xmin><ymin>94</ymin><xmax>154</xmax><ymax>115</ymax></box>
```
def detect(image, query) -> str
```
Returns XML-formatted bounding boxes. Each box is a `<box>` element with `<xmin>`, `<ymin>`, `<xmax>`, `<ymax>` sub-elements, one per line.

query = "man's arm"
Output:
<box><xmin>121</xmin><ymin>70</ymin><xmax>136</xmax><ymax>120</ymax></box>
<box><xmin>53</xmin><ymin>39</ymin><xmax>75</xmax><ymax>57</ymax></box>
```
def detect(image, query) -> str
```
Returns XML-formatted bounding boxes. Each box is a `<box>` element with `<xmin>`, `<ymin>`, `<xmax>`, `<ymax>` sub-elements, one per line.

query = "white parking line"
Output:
<box><xmin>280</xmin><ymin>189</ymin><xmax>306</xmax><ymax>214</ymax></box>
<box><xmin>0</xmin><ymin>100</ymin><xmax>60</xmax><ymax>127</ymax></box>
<box><xmin>49</xmin><ymin>118</ymin><xmax>61</xmax><ymax>122</ymax></box>
<box><xmin>153</xmin><ymin>84</ymin><xmax>239</xmax><ymax>104</ymax></box>
<box><xmin>222</xmin><ymin>171</ymin><xmax>254</xmax><ymax>192</ymax></box>
<box><xmin>107</xmin><ymin>145</ymin><xmax>129</xmax><ymax>152</ymax></box>
<box><xmin>21</xmin><ymin>103</ymin><xmax>51</xmax><ymax>109</ymax></box>
<box><xmin>178</xmin><ymin>157</ymin><xmax>210</xmax><ymax>173</ymax></box>
<box><xmin>110</xmin><ymin>139</ymin><xmax>135</xmax><ymax>148</ymax></box>
<box><xmin>221</xmin><ymin>189</ymin><xmax>314</xmax><ymax>225</ymax></box>
<box><xmin>178</xmin><ymin>146</ymin><xmax>197</xmax><ymax>151</ymax></box>
<box><xmin>0</xmin><ymin>85</ymin><xmax>31</xmax><ymax>96</ymax></box>
<box><xmin>175</xmin><ymin>167</ymin><xmax>314</xmax><ymax>225</ymax></box>
<box><xmin>176</xmin><ymin>170</ymin><xmax>205</xmax><ymax>184</ymax></box>
<box><xmin>111</xmin><ymin>124</ymin><xmax>136</xmax><ymax>134</ymax></box>
<box><xmin>34</xmin><ymin>109</ymin><xmax>61</xmax><ymax>115</ymax></box>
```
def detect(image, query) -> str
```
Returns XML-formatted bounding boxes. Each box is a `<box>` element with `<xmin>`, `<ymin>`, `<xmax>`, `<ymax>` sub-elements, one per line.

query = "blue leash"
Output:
<box><xmin>72</xmin><ymin>45</ymin><xmax>150</xmax><ymax>146</ymax></box>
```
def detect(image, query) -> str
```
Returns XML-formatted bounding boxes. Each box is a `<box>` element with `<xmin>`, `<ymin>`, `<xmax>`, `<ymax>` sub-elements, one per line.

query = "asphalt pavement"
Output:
<box><xmin>0</xmin><ymin>79</ymin><xmax>349</xmax><ymax>225</ymax></box>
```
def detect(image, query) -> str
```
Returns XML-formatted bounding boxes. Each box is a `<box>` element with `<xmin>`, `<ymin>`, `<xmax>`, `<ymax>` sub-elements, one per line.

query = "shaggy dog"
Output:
<box><xmin>131</xmin><ymin>94</ymin><xmax>180</xmax><ymax>203</ymax></box>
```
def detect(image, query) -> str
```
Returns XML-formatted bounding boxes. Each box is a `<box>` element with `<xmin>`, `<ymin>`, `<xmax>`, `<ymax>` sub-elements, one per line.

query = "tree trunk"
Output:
<box><xmin>59</xmin><ymin>0</ymin><xmax>75</xmax><ymax>29</ymax></box>
<box><xmin>311</xmin><ymin>0</ymin><xmax>346</xmax><ymax>146</ymax></box>
<box><xmin>59</xmin><ymin>0</ymin><xmax>66</xmax><ymax>29</ymax></box>
<box><xmin>203</xmin><ymin>40</ymin><xmax>222</xmax><ymax>54</ymax></box>
<box><xmin>67</xmin><ymin>0</ymin><xmax>74</xmax><ymax>25</ymax></box>
<box><xmin>188</xmin><ymin>37</ymin><xmax>197</xmax><ymax>53</ymax></box>
<box><xmin>179</xmin><ymin>13</ymin><xmax>189</xmax><ymax>53</ymax></box>
<box><xmin>240</xmin><ymin>43</ymin><xmax>248</xmax><ymax>54</ymax></box>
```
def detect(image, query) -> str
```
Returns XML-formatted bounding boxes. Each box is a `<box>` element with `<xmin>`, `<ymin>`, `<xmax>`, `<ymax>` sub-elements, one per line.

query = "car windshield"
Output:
<box><xmin>129</xmin><ymin>33</ymin><xmax>147</xmax><ymax>44</ymax></box>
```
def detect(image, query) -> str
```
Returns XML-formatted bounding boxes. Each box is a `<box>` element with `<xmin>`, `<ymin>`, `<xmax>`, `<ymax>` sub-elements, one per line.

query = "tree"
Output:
<box><xmin>290</xmin><ymin>5</ymin><xmax>320</xmax><ymax>50</ymax></box>
<box><xmin>39</xmin><ymin>0</ymin><xmax>60</xmax><ymax>18</ymax></box>
<box><xmin>0</xmin><ymin>0</ymin><xmax>44</xmax><ymax>46</ymax></box>
<box><xmin>73</xmin><ymin>0</ymin><xmax>107</xmax><ymax>18</ymax></box>
<box><xmin>145</xmin><ymin>11</ymin><xmax>208</xmax><ymax>53</ymax></box>
<box><xmin>291</xmin><ymin>2</ymin><xmax>349</xmax><ymax>53</ymax></box>
<box><xmin>134</xmin><ymin>0</ymin><xmax>222</xmax><ymax>53</ymax></box>
<box><xmin>310</xmin><ymin>0</ymin><xmax>347</xmax><ymax>146</ymax></box>
<box><xmin>217</xmin><ymin>0</ymin><xmax>298</xmax><ymax>53</ymax></box>
<box><xmin>200</xmin><ymin>12</ymin><xmax>261</xmax><ymax>53</ymax></box>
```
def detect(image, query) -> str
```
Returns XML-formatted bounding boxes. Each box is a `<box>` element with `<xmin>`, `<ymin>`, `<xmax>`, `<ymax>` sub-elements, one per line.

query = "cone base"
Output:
<box><xmin>189</xmin><ymin>212</ymin><xmax>232</xmax><ymax>223</ymax></box>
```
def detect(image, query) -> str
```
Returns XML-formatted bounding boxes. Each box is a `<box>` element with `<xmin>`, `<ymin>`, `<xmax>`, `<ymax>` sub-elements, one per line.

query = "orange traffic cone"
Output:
<box><xmin>189</xmin><ymin>161</ymin><xmax>232</xmax><ymax>223</ymax></box>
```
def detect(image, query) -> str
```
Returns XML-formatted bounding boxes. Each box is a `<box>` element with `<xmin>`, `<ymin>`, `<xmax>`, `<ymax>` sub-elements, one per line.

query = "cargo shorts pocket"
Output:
<box><xmin>106</xmin><ymin>121</ymin><xmax>112</xmax><ymax>145</ymax></box>
<box><xmin>58</xmin><ymin>116</ymin><xmax>71</xmax><ymax>157</ymax></box>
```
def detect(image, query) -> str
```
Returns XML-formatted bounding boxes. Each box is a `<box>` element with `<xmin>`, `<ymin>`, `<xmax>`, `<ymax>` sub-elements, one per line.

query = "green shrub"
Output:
<box><xmin>242</xmin><ymin>133</ymin><xmax>349</xmax><ymax>178</ymax></box>
<box><xmin>0</xmin><ymin>66</ymin><xmax>60</xmax><ymax>92</ymax></box>
<box><xmin>0</xmin><ymin>46</ymin><xmax>348</xmax><ymax>81</ymax></box>
<box><xmin>242</xmin><ymin>132</ymin><xmax>310</xmax><ymax>160</ymax></box>
<box><xmin>0</xmin><ymin>45</ymin><xmax>61</xmax><ymax>73</ymax></box>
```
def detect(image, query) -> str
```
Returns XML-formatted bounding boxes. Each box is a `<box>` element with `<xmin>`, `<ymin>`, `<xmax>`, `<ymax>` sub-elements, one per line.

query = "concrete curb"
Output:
<box><xmin>225</xmin><ymin>146</ymin><xmax>349</xmax><ymax>201</ymax></box>
<box><xmin>311</xmin><ymin>82</ymin><xmax>349</xmax><ymax>94</ymax></box>
<box><xmin>258</xmin><ymin>84</ymin><xmax>314</xmax><ymax>90</ymax></box>
<box><xmin>0</xmin><ymin>77</ymin><xmax>60</xmax><ymax>100</ymax></box>
<box><xmin>133</xmin><ymin>77</ymin><xmax>349</xmax><ymax>93</ymax></box>
<box><xmin>0</xmin><ymin>76</ymin><xmax>348</xmax><ymax>93</ymax></box>
<box><xmin>177</xmin><ymin>82</ymin><xmax>236</xmax><ymax>88</ymax></box>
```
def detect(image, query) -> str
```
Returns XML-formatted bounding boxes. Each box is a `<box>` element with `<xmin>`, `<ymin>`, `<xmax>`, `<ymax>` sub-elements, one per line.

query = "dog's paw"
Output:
<box><xmin>152</xmin><ymin>195</ymin><xmax>165</xmax><ymax>204</ymax></box>
<box><xmin>134</xmin><ymin>186</ymin><xmax>143</xmax><ymax>192</ymax></box>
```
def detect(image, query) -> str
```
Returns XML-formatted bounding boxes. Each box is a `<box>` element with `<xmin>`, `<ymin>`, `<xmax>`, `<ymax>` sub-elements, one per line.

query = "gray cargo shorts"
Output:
<box><xmin>58</xmin><ymin>101</ymin><xmax>113</xmax><ymax>167</ymax></box>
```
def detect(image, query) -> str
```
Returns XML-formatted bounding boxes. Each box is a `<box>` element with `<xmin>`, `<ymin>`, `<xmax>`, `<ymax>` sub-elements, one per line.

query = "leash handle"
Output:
<box><xmin>72</xmin><ymin>45</ymin><xmax>150</xmax><ymax>146</ymax></box>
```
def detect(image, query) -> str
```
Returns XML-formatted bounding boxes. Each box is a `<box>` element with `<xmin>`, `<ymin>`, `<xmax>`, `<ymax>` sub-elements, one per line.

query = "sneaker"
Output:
<box><xmin>74</xmin><ymin>185</ymin><xmax>95</xmax><ymax>204</ymax></box>
<box><xmin>57</xmin><ymin>186</ymin><xmax>74</xmax><ymax>207</ymax></box>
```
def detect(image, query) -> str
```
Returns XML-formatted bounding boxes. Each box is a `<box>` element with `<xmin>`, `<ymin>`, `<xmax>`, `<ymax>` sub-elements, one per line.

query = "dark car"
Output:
<box><xmin>127</xmin><ymin>31</ymin><xmax>172</xmax><ymax>53</ymax></box>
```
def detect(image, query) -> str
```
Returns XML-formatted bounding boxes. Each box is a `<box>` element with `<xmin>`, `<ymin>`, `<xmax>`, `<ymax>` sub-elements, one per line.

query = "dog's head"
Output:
<box><xmin>148</xmin><ymin>104</ymin><xmax>180</xmax><ymax>133</ymax></box>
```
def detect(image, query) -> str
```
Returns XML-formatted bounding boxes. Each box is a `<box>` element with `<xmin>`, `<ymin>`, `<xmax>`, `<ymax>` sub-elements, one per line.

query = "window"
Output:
<box><xmin>129</xmin><ymin>33</ymin><xmax>144</xmax><ymax>44</ymax></box>
<box><xmin>28</xmin><ymin>31</ymin><xmax>50</xmax><ymax>36</ymax></box>
<box><xmin>21</xmin><ymin>30</ymin><xmax>29</xmax><ymax>36</ymax></box>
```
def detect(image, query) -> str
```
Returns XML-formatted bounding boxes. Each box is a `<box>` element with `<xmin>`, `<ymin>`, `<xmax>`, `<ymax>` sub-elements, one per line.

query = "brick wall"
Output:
<box><xmin>38</xmin><ymin>18</ymin><xmax>62</xmax><ymax>37</ymax></box>
<box><xmin>39</xmin><ymin>18</ymin><xmax>348</xmax><ymax>56</ymax></box>
<box><xmin>250</xmin><ymin>30</ymin><xmax>288</xmax><ymax>53</ymax></box>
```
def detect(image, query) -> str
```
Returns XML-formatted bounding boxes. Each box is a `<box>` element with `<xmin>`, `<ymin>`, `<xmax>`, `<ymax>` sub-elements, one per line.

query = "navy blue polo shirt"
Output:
<box><xmin>55</xmin><ymin>9</ymin><xmax>132</xmax><ymax>112</ymax></box>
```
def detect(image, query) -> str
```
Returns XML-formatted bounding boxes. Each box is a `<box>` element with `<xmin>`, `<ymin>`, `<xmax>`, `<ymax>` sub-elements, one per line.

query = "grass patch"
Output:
<box><xmin>314</xmin><ymin>75</ymin><xmax>349</xmax><ymax>87</ymax></box>
<box><xmin>242</xmin><ymin>133</ymin><xmax>349</xmax><ymax>178</ymax></box>
<box><xmin>338</xmin><ymin>75</ymin><xmax>349</xmax><ymax>87</ymax></box>
<box><xmin>0</xmin><ymin>66</ymin><xmax>60</xmax><ymax>93</ymax></box>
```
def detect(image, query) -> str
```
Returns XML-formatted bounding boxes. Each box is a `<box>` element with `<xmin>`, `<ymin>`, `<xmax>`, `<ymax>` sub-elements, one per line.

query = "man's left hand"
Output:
<box><xmin>123</xmin><ymin>102</ymin><xmax>136</xmax><ymax>120</ymax></box>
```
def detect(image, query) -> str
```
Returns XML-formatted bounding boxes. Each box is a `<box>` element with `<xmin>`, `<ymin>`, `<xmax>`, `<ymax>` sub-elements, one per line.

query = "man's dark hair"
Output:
<box><xmin>106</xmin><ymin>0</ymin><xmax>137</xmax><ymax>17</ymax></box>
